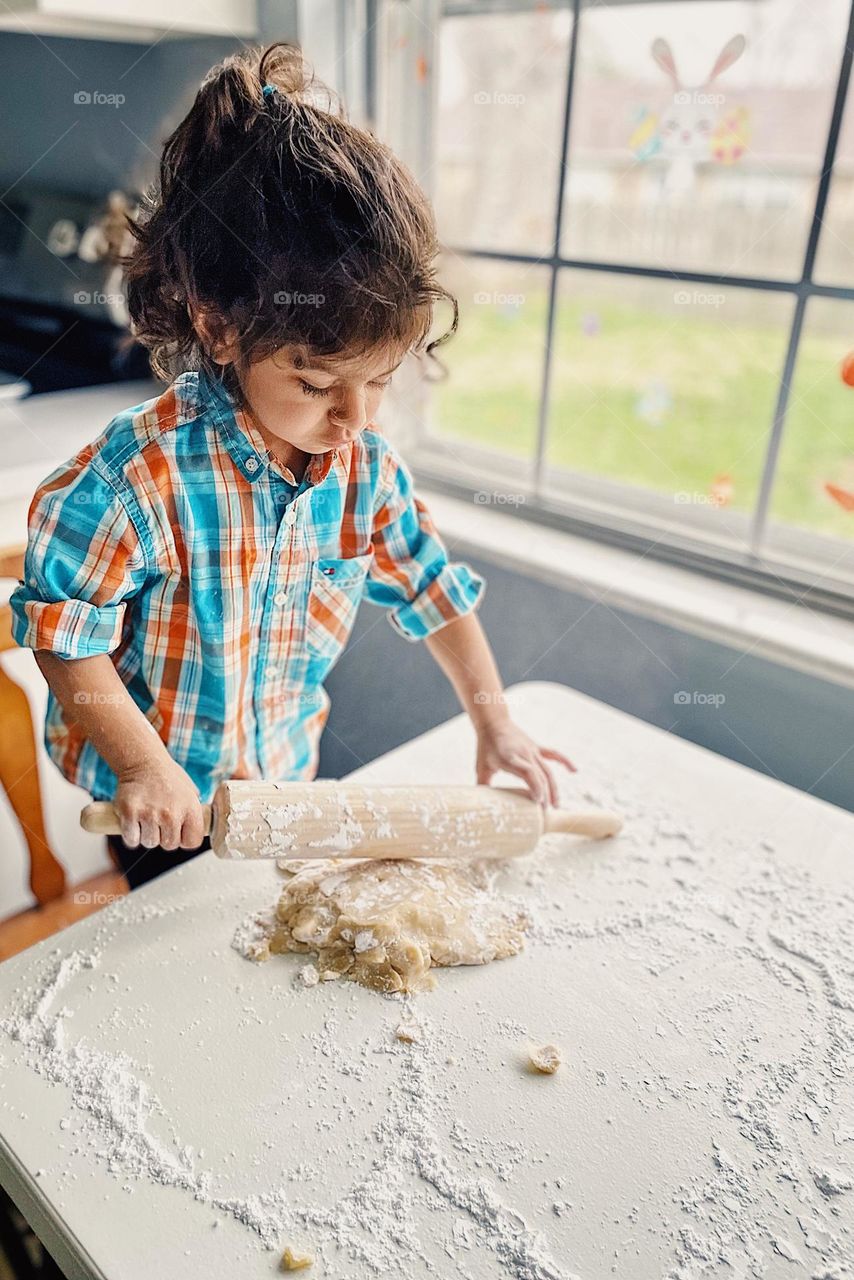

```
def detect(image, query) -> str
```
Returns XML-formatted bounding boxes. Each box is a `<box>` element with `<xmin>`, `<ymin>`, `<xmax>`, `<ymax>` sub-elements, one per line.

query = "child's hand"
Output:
<box><xmin>476</xmin><ymin>719</ymin><xmax>576</xmax><ymax>807</ymax></box>
<box><xmin>114</xmin><ymin>755</ymin><xmax>207</xmax><ymax>851</ymax></box>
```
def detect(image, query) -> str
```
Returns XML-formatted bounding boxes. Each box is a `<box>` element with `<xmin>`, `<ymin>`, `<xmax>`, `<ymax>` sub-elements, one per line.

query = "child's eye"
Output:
<box><xmin>298</xmin><ymin>377</ymin><xmax>390</xmax><ymax>398</ymax></box>
<box><xmin>299</xmin><ymin>380</ymin><xmax>330</xmax><ymax>398</ymax></box>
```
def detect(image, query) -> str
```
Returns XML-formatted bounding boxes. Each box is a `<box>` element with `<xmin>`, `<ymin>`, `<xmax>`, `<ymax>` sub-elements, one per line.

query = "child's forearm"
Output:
<box><xmin>34</xmin><ymin>651</ymin><xmax>171</xmax><ymax>779</ymax></box>
<box><xmin>423</xmin><ymin>612</ymin><xmax>510</xmax><ymax>730</ymax></box>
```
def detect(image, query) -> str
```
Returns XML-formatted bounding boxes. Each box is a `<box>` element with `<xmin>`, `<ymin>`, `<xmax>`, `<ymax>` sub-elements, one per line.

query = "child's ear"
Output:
<box><xmin>188</xmin><ymin>303</ymin><xmax>240</xmax><ymax>364</ymax></box>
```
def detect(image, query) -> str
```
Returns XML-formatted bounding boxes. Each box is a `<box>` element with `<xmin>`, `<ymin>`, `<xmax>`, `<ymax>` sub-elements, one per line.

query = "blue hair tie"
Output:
<box><xmin>262</xmin><ymin>83</ymin><xmax>277</xmax><ymax>99</ymax></box>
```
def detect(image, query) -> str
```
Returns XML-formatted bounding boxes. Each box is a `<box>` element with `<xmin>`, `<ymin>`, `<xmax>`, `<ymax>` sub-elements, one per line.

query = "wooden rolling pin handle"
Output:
<box><xmin>542</xmin><ymin>809</ymin><xmax>623</xmax><ymax>839</ymax></box>
<box><xmin>80</xmin><ymin>801</ymin><xmax>214</xmax><ymax>837</ymax></box>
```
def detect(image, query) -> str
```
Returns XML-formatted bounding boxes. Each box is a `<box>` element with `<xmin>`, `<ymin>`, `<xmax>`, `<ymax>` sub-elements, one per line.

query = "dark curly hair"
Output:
<box><xmin>122</xmin><ymin>42</ymin><xmax>457</xmax><ymax>401</ymax></box>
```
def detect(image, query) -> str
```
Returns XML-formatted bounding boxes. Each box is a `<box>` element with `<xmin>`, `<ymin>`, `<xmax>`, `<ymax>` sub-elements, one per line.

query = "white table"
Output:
<box><xmin>0</xmin><ymin>682</ymin><xmax>852</xmax><ymax>1280</ymax></box>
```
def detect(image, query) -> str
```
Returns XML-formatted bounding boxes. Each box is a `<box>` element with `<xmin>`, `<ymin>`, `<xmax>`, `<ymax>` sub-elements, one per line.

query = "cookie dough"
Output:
<box><xmin>266</xmin><ymin>857</ymin><xmax>529</xmax><ymax>993</ymax></box>
<box><xmin>528</xmin><ymin>1043</ymin><xmax>561</xmax><ymax>1074</ymax></box>
<box><xmin>280</xmin><ymin>1245</ymin><xmax>313</xmax><ymax>1271</ymax></box>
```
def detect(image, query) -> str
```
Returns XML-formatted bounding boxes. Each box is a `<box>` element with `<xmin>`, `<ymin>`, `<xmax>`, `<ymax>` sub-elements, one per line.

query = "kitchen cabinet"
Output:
<box><xmin>0</xmin><ymin>0</ymin><xmax>257</xmax><ymax>43</ymax></box>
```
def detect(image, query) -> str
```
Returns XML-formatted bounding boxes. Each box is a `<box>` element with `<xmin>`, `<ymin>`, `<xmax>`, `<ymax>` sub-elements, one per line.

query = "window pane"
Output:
<box><xmin>814</xmin><ymin>89</ymin><xmax>854</xmax><ymax>286</ymax></box>
<box><xmin>435</xmin><ymin>10</ymin><xmax>571</xmax><ymax>254</ymax></box>
<box><xmin>427</xmin><ymin>256</ymin><xmax>551</xmax><ymax>462</ymax></box>
<box><xmin>562</xmin><ymin>0</ymin><xmax>848</xmax><ymax>278</ymax></box>
<box><xmin>544</xmin><ymin>270</ymin><xmax>794</xmax><ymax>546</ymax></box>
<box><xmin>766</xmin><ymin>297</ymin><xmax>854</xmax><ymax>578</ymax></box>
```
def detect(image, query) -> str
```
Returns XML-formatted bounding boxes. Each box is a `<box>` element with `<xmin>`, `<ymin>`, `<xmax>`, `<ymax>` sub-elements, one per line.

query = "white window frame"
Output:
<box><xmin>371</xmin><ymin>0</ymin><xmax>854</xmax><ymax>620</ymax></box>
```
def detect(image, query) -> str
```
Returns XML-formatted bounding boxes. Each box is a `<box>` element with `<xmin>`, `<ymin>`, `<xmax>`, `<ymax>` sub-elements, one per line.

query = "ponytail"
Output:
<box><xmin>123</xmin><ymin>42</ymin><xmax>456</xmax><ymax>396</ymax></box>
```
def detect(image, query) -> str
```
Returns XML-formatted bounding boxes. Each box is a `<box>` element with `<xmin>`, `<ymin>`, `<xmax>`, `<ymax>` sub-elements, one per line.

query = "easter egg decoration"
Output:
<box><xmin>709</xmin><ymin>473</ymin><xmax>734</xmax><ymax>507</ymax></box>
<box><xmin>635</xmin><ymin>379</ymin><xmax>673</xmax><ymax>428</ymax></box>
<box><xmin>825</xmin><ymin>482</ymin><xmax>854</xmax><ymax>512</ymax></box>
<box><xmin>629</xmin><ymin>106</ymin><xmax>662</xmax><ymax>162</ymax></box>
<box><xmin>826</xmin><ymin>355</ymin><xmax>854</xmax><ymax>512</ymax></box>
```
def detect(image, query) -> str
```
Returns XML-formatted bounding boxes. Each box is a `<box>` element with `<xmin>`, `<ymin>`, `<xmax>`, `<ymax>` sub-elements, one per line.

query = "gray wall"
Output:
<box><xmin>0</xmin><ymin>27</ymin><xmax>294</xmax><ymax>198</ymax></box>
<box><xmin>319</xmin><ymin>551</ymin><xmax>854</xmax><ymax>815</ymax></box>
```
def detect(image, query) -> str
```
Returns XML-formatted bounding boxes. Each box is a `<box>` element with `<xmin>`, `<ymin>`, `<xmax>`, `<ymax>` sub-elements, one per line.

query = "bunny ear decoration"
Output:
<box><xmin>707</xmin><ymin>34</ymin><xmax>746</xmax><ymax>84</ymax></box>
<box><xmin>651</xmin><ymin>37</ymin><xmax>680</xmax><ymax>89</ymax></box>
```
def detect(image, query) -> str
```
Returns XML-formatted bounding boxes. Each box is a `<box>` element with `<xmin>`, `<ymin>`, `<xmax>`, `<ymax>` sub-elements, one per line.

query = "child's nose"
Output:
<box><xmin>330</xmin><ymin>389</ymin><xmax>367</xmax><ymax>430</ymax></box>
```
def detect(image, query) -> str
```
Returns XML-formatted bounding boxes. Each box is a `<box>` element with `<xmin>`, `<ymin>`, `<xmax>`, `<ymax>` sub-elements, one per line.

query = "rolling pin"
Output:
<box><xmin>80</xmin><ymin>780</ymin><xmax>623</xmax><ymax>861</ymax></box>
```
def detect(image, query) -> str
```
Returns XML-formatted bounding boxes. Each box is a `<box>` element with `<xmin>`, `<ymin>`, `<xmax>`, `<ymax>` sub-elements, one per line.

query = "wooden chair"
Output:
<box><xmin>0</xmin><ymin>545</ymin><xmax>127</xmax><ymax>962</ymax></box>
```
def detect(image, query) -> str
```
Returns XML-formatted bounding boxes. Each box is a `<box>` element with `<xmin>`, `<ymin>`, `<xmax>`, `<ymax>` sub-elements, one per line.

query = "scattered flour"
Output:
<box><xmin>294</xmin><ymin>1016</ymin><xmax>581</xmax><ymax>1279</ymax></box>
<box><xmin>0</xmin><ymin>948</ymin><xmax>292</xmax><ymax>1247</ymax></box>
<box><xmin>1</xmin><ymin>764</ymin><xmax>852</xmax><ymax>1278</ymax></box>
<box><xmin>520</xmin><ymin>782</ymin><xmax>854</xmax><ymax>1280</ymax></box>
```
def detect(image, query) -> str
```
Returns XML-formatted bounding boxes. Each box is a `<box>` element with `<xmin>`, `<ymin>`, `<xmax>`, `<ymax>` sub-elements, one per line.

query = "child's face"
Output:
<box><xmin>240</xmin><ymin>344</ymin><xmax>403</xmax><ymax>455</ymax></box>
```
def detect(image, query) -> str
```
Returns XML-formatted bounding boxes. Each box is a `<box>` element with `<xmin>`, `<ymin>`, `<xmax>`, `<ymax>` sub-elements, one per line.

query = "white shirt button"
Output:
<box><xmin>284</xmin><ymin>505</ymin><xmax>298</xmax><ymax>526</ymax></box>
<box><xmin>266</xmin><ymin>665</ymin><xmax>279</xmax><ymax>679</ymax></box>
<box><xmin>274</xmin><ymin>590</ymin><xmax>289</xmax><ymax>606</ymax></box>
<box><xmin>245</xmin><ymin>455</ymin><xmax>259</xmax><ymax>472</ymax></box>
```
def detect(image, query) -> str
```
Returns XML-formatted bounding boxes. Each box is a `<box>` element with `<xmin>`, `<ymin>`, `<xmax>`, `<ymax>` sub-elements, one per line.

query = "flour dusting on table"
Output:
<box><xmin>1</xmin><ymin>761</ymin><xmax>852</xmax><ymax>1277</ymax></box>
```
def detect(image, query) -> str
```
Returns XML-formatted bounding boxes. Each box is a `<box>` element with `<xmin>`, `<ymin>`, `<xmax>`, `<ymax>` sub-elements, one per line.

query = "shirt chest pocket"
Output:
<box><xmin>305</xmin><ymin>552</ymin><xmax>373</xmax><ymax>660</ymax></box>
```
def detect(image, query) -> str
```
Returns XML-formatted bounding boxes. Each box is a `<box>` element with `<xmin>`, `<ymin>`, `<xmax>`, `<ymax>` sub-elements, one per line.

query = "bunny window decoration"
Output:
<box><xmin>629</xmin><ymin>35</ymin><xmax>749</xmax><ymax>196</ymax></box>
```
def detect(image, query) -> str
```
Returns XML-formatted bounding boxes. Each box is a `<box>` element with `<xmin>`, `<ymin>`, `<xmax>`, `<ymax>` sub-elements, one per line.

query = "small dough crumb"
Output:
<box><xmin>529</xmin><ymin>1043</ymin><xmax>561</xmax><ymax>1074</ymax></box>
<box><xmin>396</xmin><ymin>1021</ymin><xmax>420</xmax><ymax>1043</ymax></box>
<box><xmin>281</xmin><ymin>1245</ymin><xmax>313</xmax><ymax>1271</ymax></box>
<box><xmin>298</xmin><ymin>964</ymin><xmax>319</xmax><ymax>988</ymax></box>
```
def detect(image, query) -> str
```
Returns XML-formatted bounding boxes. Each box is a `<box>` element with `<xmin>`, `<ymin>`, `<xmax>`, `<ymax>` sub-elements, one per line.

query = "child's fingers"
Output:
<box><xmin>180</xmin><ymin>811</ymin><xmax>207</xmax><ymax>850</ymax></box>
<box><xmin>139</xmin><ymin>816</ymin><xmax>160</xmax><ymax>849</ymax></box>
<box><xmin>541</xmin><ymin>746</ymin><xmax>577</xmax><ymax>774</ymax></box>
<box><xmin>476</xmin><ymin>760</ymin><xmax>495</xmax><ymax>787</ymax></box>
<box><xmin>121</xmin><ymin>816</ymin><xmax>141</xmax><ymax>848</ymax></box>
<box><xmin>540</xmin><ymin>759</ymin><xmax>559</xmax><ymax>807</ymax></box>
<box><xmin>512</xmin><ymin>756</ymin><xmax>549</xmax><ymax>806</ymax></box>
<box><xmin>159</xmin><ymin>817</ymin><xmax>184</xmax><ymax>852</ymax></box>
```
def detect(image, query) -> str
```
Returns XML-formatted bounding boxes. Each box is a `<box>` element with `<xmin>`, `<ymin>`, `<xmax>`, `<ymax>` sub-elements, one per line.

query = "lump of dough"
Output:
<box><xmin>297</xmin><ymin>964</ymin><xmax>319</xmax><ymax>988</ymax></box>
<box><xmin>528</xmin><ymin>1043</ymin><xmax>562</xmax><ymax>1074</ymax></box>
<box><xmin>268</xmin><ymin>857</ymin><xmax>529</xmax><ymax>994</ymax></box>
<box><xmin>280</xmin><ymin>1245</ymin><xmax>313</xmax><ymax>1271</ymax></box>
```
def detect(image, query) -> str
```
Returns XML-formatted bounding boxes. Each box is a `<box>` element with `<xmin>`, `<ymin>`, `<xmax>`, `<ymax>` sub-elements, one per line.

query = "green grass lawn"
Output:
<box><xmin>434</xmin><ymin>288</ymin><xmax>854</xmax><ymax>540</ymax></box>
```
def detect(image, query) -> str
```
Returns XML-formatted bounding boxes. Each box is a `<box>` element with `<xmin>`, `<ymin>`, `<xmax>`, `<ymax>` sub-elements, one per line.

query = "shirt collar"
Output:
<box><xmin>197</xmin><ymin>367</ymin><xmax>346</xmax><ymax>488</ymax></box>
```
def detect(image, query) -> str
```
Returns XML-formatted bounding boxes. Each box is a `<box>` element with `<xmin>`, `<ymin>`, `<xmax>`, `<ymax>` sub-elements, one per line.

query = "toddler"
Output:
<box><xmin>10</xmin><ymin>42</ymin><xmax>573</xmax><ymax>888</ymax></box>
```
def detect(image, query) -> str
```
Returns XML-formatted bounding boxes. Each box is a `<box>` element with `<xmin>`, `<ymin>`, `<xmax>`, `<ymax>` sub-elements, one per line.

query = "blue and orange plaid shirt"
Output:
<box><xmin>10</xmin><ymin>369</ymin><xmax>485</xmax><ymax>803</ymax></box>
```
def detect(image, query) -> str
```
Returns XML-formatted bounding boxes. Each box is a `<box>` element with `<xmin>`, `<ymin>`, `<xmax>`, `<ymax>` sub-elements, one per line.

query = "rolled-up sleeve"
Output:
<box><xmin>364</xmin><ymin>442</ymin><xmax>486</xmax><ymax>642</ymax></box>
<box><xmin>9</xmin><ymin>463</ymin><xmax>149</xmax><ymax>660</ymax></box>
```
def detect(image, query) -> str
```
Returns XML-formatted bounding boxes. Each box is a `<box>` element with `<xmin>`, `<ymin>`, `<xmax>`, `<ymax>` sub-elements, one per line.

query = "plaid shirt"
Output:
<box><xmin>10</xmin><ymin>369</ymin><xmax>485</xmax><ymax>803</ymax></box>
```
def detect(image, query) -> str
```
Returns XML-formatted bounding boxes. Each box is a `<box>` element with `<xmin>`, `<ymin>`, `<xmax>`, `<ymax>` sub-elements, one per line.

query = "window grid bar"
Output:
<box><xmin>413</xmin><ymin>458</ymin><xmax>854</xmax><ymax>621</ymax></box>
<box><xmin>749</xmin><ymin>0</ymin><xmax>854</xmax><ymax>554</ymax></box>
<box><xmin>445</xmin><ymin>246</ymin><xmax>854</xmax><ymax>302</ymax></box>
<box><xmin>365</xmin><ymin>0</ymin><xmax>378</xmax><ymax>127</ymax></box>
<box><xmin>532</xmin><ymin>0</ymin><xmax>582</xmax><ymax>494</ymax></box>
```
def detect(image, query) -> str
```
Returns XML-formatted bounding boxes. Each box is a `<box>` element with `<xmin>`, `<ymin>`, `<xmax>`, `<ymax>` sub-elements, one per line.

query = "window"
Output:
<box><xmin>387</xmin><ymin>0</ymin><xmax>854</xmax><ymax>611</ymax></box>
